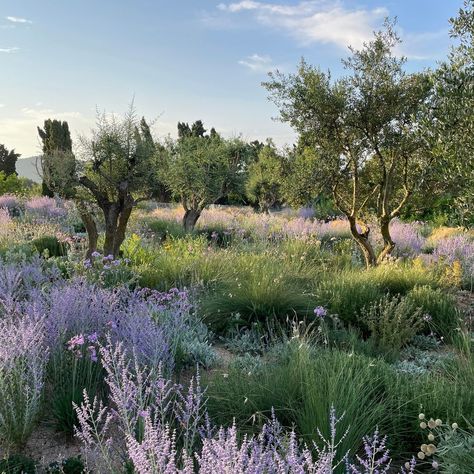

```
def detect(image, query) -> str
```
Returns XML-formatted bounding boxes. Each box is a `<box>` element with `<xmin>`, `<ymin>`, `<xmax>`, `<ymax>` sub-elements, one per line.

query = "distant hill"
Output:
<box><xmin>16</xmin><ymin>156</ymin><xmax>41</xmax><ymax>183</ymax></box>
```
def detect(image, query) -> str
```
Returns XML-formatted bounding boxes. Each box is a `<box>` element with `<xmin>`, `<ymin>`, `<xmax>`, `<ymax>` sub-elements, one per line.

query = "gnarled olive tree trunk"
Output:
<box><xmin>182</xmin><ymin>208</ymin><xmax>201</xmax><ymax>232</ymax></box>
<box><xmin>78</xmin><ymin>208</ymin><xmax>99</xmax><ymax>259</ymax></box>
<box><xmin>348</xmin><ymin>216</ymin><xmax>377</xmax><ymax>268</ymax></box>
<box><xmin>102</xmin><ymin>202</ymin><xmax>134</xmax><ymax>257</ymax></box>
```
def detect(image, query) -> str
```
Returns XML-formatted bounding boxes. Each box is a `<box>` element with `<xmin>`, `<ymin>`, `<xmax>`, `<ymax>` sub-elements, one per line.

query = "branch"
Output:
<box><xmin>78</xmin><ymin>175</ymin><xmax>109</xmax><ymax>205</ymax></box>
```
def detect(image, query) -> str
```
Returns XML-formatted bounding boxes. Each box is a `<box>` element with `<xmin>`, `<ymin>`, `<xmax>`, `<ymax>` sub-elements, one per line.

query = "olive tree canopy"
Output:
<box><xmin>263</xmin><ymin>21</ymin><xmax>434</xmax><ymax>267</ymax></box>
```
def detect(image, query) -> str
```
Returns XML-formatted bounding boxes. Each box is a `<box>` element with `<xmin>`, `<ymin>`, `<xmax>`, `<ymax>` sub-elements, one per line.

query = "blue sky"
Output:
<box><xmin>0</xmin><ymin>0</ymin><xmax>462</xmax><ymax>157</ymax></box>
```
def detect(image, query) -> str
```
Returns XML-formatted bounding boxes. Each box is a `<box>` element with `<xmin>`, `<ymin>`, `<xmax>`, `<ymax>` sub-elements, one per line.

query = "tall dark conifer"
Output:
<box><xmin>0</xmin><ymin>144</ymin><xmax>20</xmax><ymax>176</ymax></box>
<box><xmin>38</xmin><ymin>119</ymin><xmax>73</xmax><ymax>196</ymax></box>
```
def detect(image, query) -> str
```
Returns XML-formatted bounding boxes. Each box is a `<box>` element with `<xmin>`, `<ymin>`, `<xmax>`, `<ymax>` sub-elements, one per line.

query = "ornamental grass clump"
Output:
<box><xmin>0</xmin><ymin>315</ymin><xmax>48</xmax><ymax>448</ymax></box>
<box><xmin>48</xmin><ymin>332</ymin><xmax>106</xmax><ymax>435</ymax></box>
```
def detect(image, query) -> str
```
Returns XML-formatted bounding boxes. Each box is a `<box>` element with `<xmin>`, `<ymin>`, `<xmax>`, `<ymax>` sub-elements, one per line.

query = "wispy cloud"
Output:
<box><xmin>399</xmin><ymin>29</ymin><xmax>450</xmax><ymax>60</ymax></box>
<box><xmin>216</xmin><ymin>1</ymin><xmax>388</xmax><ymax>50</ymax></box>
<box><xmin>238</xmin><ymin>53</ymin><xmax>275</xmax><ymax>72</ymax></box>
<box><xmin>0</xmin><ymin>47</ymin><xmax>19</xmax><ymax>53</ymax></box>
<box><xmin>6</xmin><ymin>16</ymin><xmax>32</xmax><ymax>24</ymax></box>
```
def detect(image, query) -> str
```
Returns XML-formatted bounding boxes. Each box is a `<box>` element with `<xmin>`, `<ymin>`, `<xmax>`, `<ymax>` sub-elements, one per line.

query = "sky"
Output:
<box><xmin>0</xmin><ymin>0</ymin><xmax>462</xmax><ymax>157</ymax></box>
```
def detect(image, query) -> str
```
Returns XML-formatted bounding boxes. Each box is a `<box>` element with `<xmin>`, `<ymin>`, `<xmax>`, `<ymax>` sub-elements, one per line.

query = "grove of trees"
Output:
<box><xmin>12</xmin><ymin>1</ymin><xmax>471</xmax><ymax>264</ymax></box>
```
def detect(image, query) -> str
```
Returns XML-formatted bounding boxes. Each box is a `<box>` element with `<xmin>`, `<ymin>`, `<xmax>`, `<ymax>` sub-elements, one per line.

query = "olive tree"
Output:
<box><xmin>160</xmin><ymin>125</ymin><xmax>243</xmax><ymax>231</ymax></box>
<box><xmin>245</xmin><ymin>141</ymin><xmax>284</xmax><ymax>213</ymax></box>
<box><xmin>264</xmin><ymin>22</ymin><xmax>434</xmax><ymax>267</ymax></box>
<box><xmin>426</xmin><ymin>0</ymin><xmax>474</xmax><ymax>226</ymax></box>
<box><xmin>42</xmin><ymin>108</ymin><xmax>158</xmax><ymax>257</ymax></box>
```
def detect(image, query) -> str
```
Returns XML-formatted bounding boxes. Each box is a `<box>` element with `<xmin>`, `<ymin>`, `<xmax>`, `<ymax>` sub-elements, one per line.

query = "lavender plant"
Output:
<box><xmin>24</xmin><ymin>196</ymin><xmax>67</xmax><ymax>222</ymax></box>
<box><xmin>0</xmin><ymin>315</ymin><xmax>48</xmax><ymax>448</ymax></box>
<box><xmin>74</xmin><ymin>344</ymin><xmax>416</xmax><ymax>474</ymax></box>
<box><xmin>74</xmin><ymin>340</ymin><xmax>209</xmax><ymax>469</ymax></box>
<box><xmin>433</xmin><ymin>235</ymin><xmax>474</xmax><ymax>289</ymax></box>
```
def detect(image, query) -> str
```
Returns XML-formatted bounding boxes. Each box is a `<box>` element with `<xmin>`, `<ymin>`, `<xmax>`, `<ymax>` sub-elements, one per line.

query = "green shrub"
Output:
<box><xmin>316</xmin><ymin>265</ymin><xmax>439</xmax><ymax>326</ymax></box>
<box><xmin>359</xmin><ymin>294</ymin><xmax>425</xmax><ymax>355</ymax></box>
<box><xmin>32</xmin><ymin>235</ymin><xmax>68</xmax><ymax>257</ymax></box>
<box><xmin>0</xmin><ymin>455</ymin><xmax>36</xmax><ymax>474</ymax></box>
<box><xmin>406</xmin><ymin>286</ymin><xmax>460</xmax><ymax>338</ymax></box>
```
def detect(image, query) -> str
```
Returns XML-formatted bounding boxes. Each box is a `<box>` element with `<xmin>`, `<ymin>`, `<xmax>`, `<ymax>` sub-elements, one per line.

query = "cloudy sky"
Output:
<box><xmin>0</xmin><ymin>0</ymin><xmax>461</xmax><ymax>157</ymax></box>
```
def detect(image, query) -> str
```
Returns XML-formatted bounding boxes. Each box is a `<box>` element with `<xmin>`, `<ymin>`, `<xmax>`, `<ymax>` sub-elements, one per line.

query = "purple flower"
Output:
<box><xmin>67</xmin><ymin>334</ymin><xmax>85</xmax><ymax>351</ymax></box>
<box><xmin>314</xmin><ymin>306</ymin><xmax>327</xmax><ymax>318</ymax></box>
<box><xmin>88</xmin><ymin>345</ymin><xmax>98</xmax><ymax>362</ymax></box>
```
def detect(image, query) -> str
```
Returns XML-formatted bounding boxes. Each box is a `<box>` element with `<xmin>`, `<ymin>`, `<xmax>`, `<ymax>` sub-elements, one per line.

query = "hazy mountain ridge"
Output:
<box><xmin>16</xmin><ymin>156</ymin><xmax>41</xmax><ymax>182</ymax></box>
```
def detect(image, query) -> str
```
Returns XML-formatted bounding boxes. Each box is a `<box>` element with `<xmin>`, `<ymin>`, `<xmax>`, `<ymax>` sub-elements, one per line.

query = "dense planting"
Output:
<box><xmin>1</xmin><ymin>2</ymin><xmax>473</xmax><ymax>472</ymax></box>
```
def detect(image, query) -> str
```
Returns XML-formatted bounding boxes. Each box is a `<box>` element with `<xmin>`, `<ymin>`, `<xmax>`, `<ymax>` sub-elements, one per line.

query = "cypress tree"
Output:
<box><xmin>0</xmin><ymin>144</ymin><xmax>20</xmax><ymax>176</ymax></box>
<box><xmin>38</xmin><ymin>119</ymin><xmax>72</xmax><ymax>196</ymax></box>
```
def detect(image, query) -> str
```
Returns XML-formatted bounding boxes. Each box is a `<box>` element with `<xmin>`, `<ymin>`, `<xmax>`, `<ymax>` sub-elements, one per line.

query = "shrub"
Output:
<box><xmin>81</xmin><ymin>252</ymin><xmax>137</xmax><ymax>288</ymax></box>
<box><xmin>32</xmin><ymin>235</ymin><xmax>68</xmax><ymax>257</ymax></box>
<box><xmin>0</xmin><ymin>194</ymin><xmax>23</xmax><ymax>217</ymax></box>
<box><xmin>406</xmin><ymin>286</ymin><xmax>460</xmax><ymax>338</ymax></box>
<box><xmin>359</xmin><ymin>294</ymin><xmax>425</xmax><ymax>354</ymax></box>
<box><xmin>432</xmin><ymin>235</ymin><xmax>474</xmax><ymax>289</ymax></box>
<box><xmin>24</xmin><ymin>196</ymin><xmax>67</xmax><ymax>221</ymax></box>
<box><xmin>390</xmin><ymin>220</ymin><xmax>426</xmax><ymax>258</ymax></box>
<box><xmin>0</xmin><ymin>316</ymin><xmax>48</xmax><ymax>449</ymax></box>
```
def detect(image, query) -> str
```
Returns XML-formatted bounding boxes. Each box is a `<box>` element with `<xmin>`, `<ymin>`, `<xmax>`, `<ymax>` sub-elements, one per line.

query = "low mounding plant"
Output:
<box><xmin>0</xmin><ymin>193</ymin><xmax>23</xmax><ymax>216</ymax></box>
<box><xmin>0</xmin><ymin>316</ymin><xmax>48</xmax><ymax>448</ymax></box>
<box><xmin>359</xmin><ymin>294</ymin><xmax>425</xmax><ymax>354</ymax></box>
<box><xmin>406</xmin><ymin>285</ymin><xmax>460</xmax><ymax>338</ymax></box>
<box><xmin>46</xmin><ymin>456</ymin><xmax>85</xmax><ymax>474</ymax></box>
<box><xmin>80</xmin><ymin>251</ymin><xmax>137</xmax><ymax>288</ymax></box>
